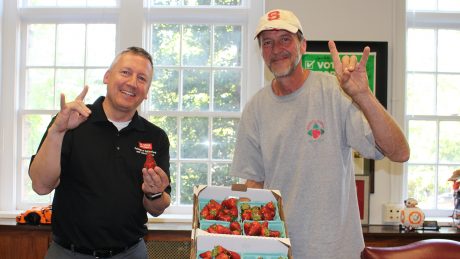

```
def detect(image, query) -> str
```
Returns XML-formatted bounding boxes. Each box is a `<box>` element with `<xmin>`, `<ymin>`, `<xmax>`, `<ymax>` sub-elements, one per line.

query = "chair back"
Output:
<box><xmin>361</xmin><ymin>239</ymin><xmax>460</xmax><ymax>259</ymax></box>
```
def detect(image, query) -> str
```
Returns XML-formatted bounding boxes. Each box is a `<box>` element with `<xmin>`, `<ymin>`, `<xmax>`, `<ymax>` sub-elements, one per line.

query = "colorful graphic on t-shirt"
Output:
<box><xmin>306</xmin><ymin>120</ymin><xmax>325</xmax><ymax>140</ymax></box>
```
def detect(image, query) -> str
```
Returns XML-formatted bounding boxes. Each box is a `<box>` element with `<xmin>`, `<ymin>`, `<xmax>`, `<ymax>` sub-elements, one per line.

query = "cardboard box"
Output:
<box><xmin>193</xmin><ymin>233</ymin><xmax>291</xmax><ymax>259</ymax></box>
<box><xmin>191</xmin><ymin>184</ymin><xmax>292</xmax><ymax>259</ymax></box>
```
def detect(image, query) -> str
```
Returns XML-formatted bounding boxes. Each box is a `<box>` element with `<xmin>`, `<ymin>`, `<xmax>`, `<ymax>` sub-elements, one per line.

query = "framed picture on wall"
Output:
<box><xmin>302</xmin><ymin>40</ymin><xmax>389</xmax><ymax>193</ymax></box>
<box><xmin>355</xmin><ymin>175</ymin><xmax>370</xmax><ymax>225</ymax></box>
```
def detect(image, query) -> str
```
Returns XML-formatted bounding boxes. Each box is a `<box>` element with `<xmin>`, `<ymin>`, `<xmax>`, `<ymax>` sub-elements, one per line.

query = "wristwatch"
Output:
<box><xmin>145</xmin><ymin>192</ymin><xmax>163</xmax><ymax>201</ymax></box>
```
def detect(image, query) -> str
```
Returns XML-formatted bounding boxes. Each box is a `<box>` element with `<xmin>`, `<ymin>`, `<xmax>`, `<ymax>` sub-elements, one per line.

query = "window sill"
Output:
<box><xmin>0</xmin><ymin>210</ymin><xmax>193</xmax><ymax>231</ymax></box>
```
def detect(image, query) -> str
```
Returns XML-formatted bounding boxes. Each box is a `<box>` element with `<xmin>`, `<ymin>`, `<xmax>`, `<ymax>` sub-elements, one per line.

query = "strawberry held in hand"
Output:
<box><xmin>144</xmin><ymin>152</ymin><xmax>156</xmax><ymax>169</ymax></box>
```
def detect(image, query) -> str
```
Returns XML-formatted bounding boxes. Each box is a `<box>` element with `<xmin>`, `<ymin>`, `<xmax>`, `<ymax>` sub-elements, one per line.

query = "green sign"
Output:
<box><xmin>302</xmin><ymin>52</ymin><xmax>376</xmax><ymax>93</ymax></box>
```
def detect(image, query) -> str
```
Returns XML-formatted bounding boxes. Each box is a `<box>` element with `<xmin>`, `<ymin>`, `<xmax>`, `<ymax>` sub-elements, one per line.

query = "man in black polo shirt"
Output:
<box><xmin>29</xmin><ymin>47</ymin><xmax>171</xmax><ymax>259</ymax></box>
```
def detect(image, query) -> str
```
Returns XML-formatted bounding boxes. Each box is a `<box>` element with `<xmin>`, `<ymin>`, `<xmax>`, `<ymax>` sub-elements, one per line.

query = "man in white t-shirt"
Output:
<box><xmin>230</xmin><ymin>9</ymin><xmax>410</xmax><ymax>259</ymax></box>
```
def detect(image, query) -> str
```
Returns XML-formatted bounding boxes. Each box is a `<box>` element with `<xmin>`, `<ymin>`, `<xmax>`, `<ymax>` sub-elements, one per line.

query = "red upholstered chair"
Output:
<box><xmin>361</xmin><ymin>239</ymin><xmax>460</xmax><ymax>259</ymax></box>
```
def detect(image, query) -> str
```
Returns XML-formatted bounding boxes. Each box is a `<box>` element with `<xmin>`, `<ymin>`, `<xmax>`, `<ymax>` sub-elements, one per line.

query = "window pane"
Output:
<box><xmin>22</xmin><ymin>160</ymin><xmax>53</xmax><ymax>203</ymax></box>
<box><xmin>407</xmin><ymin>165</ymin><xmax>436</xmax><ymax>209</ymax></box>
<box><xmin>438</xmin><ymin>30</ymin><xmax>460</xmax><ymax>73</ymax></box>
<box><xmin>184</xmin><ymin>0</ymin><xmax>211</xmax><ymax>6</ymax></box>
<box><xmin>86</xmin><ymin>24</ymin><xmax>116</xmax><ymax>66</ymax></box>
<box><xmin>439</xmin><ymin>0</ymin><xmax>460</xmax><ymax>11</ymax></box>
<box><xmin>439</xmin><ymin>121</ymin><xmax>460</xmax><ymax>163</ymax></box>
<box><xmin>56</xmin><ymin>24</ymin><xmax>85</xmax><ymax>66</ymax></box>
<box><xmin>86</xmin><ymin>0</ymin><xmax>117</xmax><ymax>7</ymax></box>
<box><xmin>25</xmin><ymin>68</ymin><xmax>55</xmax><ymax>110</ymax></box>
<box><xmin>149</xmin><ymin>0</ymin><xmax>241</xmax><ymax>6</ymax></box>
<box><xmin>85</xmin><ymin>69</ymin><xmax>107</xmax><ymax>103</ymax></box>
<box><xmin>26</xmin><ymin>0</ymin><xmax>56</xmax><ymax>7</ymax></box>
<box><xmin>407</xmin><ymin>0</ymin><xmax>437</xmax><ymax>11</ymax></box>
<box><xmin>438</xmin><ymin>74</ymin><xmax>460</xmax><ymax>115</ymax></box>
<box><xmin>55</xmin><ymin>69</ymin><xmax>85</xmax><ymax>109</ymax></box>
<box><xmin>213</xmin><ymin>69</ymin><xmax>241</xmax><ymax>112</ymax></box>
<box><xmin>22</xmin><ymin>115</ymin><xmax>52</xmax><ymax>158</ymax></box>
<box><xmin>150</xmin><ymin>0</ymin><xmax>182</xmax><ymax>6</ymax></box>
<box><xmin>215</xmin><ymin>0</ymin><xmax>241</xmax><ymax>6</ymax></box>
<box><xmin>407</xmin><ymin>29</ymin><xmax>436</xmax><ymax>72</ymax></box>
<box><xmin>27</xmin><ymin>24</ymin><xmax>56</xmax><ymax>66</ymax></box>
<box><xmin>57</xmin><ymin>0</ymin><xmax>86</xmax><ymax>6</ymax></box>
<box><xmin>180</xmin><ymin>163</ymin><xmax>207</xmax><ymax>205</ymax></box>
<box><xmin>169</xmin><ymin>162</ymin><xmax>178</xmax><ymax>205</ymax></box>
<box><xmin>406</xmin><ymin>73</ymin><xmax>436</xmax><ymax>115</ymax></box>
<box><xmin>150</xmin><ymin>68</ymin><xmax>179</xmax><ymax>111</ymax></box>
<box><xmin>214</xmin><ymin>25</ymin><xmax>241</xmax><ymax>67</ymax></box>
<box><xmin>152</xmin><ymin>24</ymin><xmax>180</xmax><ymax>66</ymax></box>
<box><xmin>438</xmin><ymin>165</ymin><xmax>457</xmax><ymax>210</ymax></box>
<box><xmin>149</xmin><ymin>116</ymin><xmax>178</xmax><ymax>159</ymax></box>
<box><xmin>181</xmin><ymin>117</ymin><xmax>208</xmax><ymax>159</ymax></box>
<box><xmin>408</xmin><ymin>120</ymin><xmax>437</xmax><ymax>163</ymax></box>
<box><xmin>212</xmin><ymin>163</ymin><xmax>236</xmax><ymax>186</ymax></box>
<box><xmin>26</xmin><ymin>0</ymin><xmax>117</xmax><ymax>7</ymax></box>
<box><xmin>212</xmin><ymin>118</ymin><xmax>238</xmax><ymax>159</ymax></box>
<box><xmin>183</xmin><ymin>25</ymin><xmax>210</xmax><ymax>66</ymax></box>
<box><xmin>183</xmin><ymin>69</ymin><xmax>210</xmax><ymax>111</ymax></box>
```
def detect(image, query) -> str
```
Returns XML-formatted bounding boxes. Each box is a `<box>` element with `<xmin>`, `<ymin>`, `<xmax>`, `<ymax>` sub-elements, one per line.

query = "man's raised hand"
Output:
<box><xmin>328</xmin><ymin>40</ymin><xmax>371</xmax><ymax>100</ymax></box>
<box><xmin>51</xmin><ymin>86</ymin><xmax>92</xmax><ymax>134</ymax></box>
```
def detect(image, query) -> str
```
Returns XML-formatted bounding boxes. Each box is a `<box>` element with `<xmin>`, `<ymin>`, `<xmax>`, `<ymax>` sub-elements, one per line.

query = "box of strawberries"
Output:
<box><xmin>190</xmin><ymin>184</ymin><xmax>292</xmax><ymax>259</ymax></box>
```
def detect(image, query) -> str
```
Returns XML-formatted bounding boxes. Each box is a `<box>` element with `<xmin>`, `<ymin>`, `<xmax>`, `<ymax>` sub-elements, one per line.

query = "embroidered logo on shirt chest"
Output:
<box><xmin>306</xmin><ymin>120</ymin><xmax>325</xmax><ymax>141</ymax></box>
<box><xmin>135</xmin><ymin>142</ymin><xmax>155</xmax><ymax>156</ymax></box>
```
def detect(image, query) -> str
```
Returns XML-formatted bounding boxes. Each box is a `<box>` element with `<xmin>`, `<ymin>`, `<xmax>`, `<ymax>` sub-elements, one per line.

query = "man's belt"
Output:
<box><xmin>53</xmin><ymin>235</ymin><xmax>141</xmax><ymax>258</ymax></box>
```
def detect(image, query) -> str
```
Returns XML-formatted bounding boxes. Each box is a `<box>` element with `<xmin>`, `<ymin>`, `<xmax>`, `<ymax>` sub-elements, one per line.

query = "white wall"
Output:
<box><xmin>265</xmin><ymin>0</ymin><xmax>406</xmax><ymax>224</ymax></box>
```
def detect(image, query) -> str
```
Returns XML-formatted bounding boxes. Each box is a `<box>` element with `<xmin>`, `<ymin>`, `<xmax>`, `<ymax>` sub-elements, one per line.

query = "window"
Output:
<box><xmin>406</xmin><ymin>0</ymin><xmax>460</xmax><ymax>216</ymax></box>
<box><xmin>0</xmin><ymin>0</ymin><xmax>263</xmax><ymax>213</ymax></box>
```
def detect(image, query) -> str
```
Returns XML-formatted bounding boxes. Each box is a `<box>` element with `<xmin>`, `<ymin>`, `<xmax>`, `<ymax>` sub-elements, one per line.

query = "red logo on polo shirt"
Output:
<box><xmin>138</xmin><ymin>142</ymin><xmax>152</xmax><ymax>151</ymax></box>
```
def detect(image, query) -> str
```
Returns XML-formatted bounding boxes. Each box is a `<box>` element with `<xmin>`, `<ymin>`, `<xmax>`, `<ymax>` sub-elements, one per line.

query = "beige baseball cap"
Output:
<box><xmin>255</xmin><ymin>9</ymin><xmax>303</xmax><ymax>39</ymax></box>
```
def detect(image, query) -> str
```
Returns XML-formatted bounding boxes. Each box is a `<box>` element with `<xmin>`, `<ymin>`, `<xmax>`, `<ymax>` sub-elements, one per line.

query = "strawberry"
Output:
<box><xmin>200</xmin><ymin>206</ymin><xmax>210</xmax><ymax>219</ymax></box>
<box><xmin>215</xmin><ymin>254</ymin><xmax>230</xmax><ymax>259</ymax></box>
<box><xmin>212</xmin><ymin>245</ymin><xmax>228</xmax><ymax>256</ymax></box>
<box><xmin>222</xmin><ymin>197</ymin><xmax>238</xmax><ymax>209</ymax></box>
<box><xmin>251</xmin><ymin>207</ymin><xmax>262</xmax><ymax>221</ymax></box>
<box><xmin>229</xmin><ymin>207</ymin><xmax>238</xmax><ymax>220</ymax></box>
<box><xmin>231</xmin><ymin>229</ymin><xmax>241</xmax><ymax>235</ymax></box>
<box><xmin>241</xmin><ymin>209</ymin><xmax>252</xmax><ymax>220</ymax></box>
<box><xmin>260</xmin><ymin>226</ymin><xmax>270</xmax><ymax>237</ymax></box>
<box><xmin>269</xmin><ymin>230</ymin><xmax>281</xmax><ymax>237</ymax></box>
<box><xmin>228</xmin><ymin>251</ymin><xmax>241</xmax><ymax>259</ymax></box>
<box><xmin>261</xmin><ymin>221</ymin><xmax>269</xmax><ymax>228</ymax></box>
<box><xmin>144</xmin><ymin>152</ymin><xmax>156</xmax><ymax>169</ymax></box>
<box><xmin>217</xmin><ymin>213</ymin><xmax>232</xmax><ymax>222</ymax></box>
<box><xmin>243</xmin><ymin>222</ymin><xmax>251</xmax><ymax>235</ymax></box>
<box><xmin>265</xmin><ymin>201</ymin><xmax>276</xmax><ymax>211</ymax></box>
<box><xmin>247</xmin><ymin>221</ymin><xmax>262</xmax><ymax>236</ymax></box>
<box><xmin>199</xmin><ymin>250</ymin><xmax>212</xmax><ymax>258</ymax></box>
<box><xmin>215</xmin><ymin>224</ymin><xmax>231</xmax><ymax>234</ymax></box>
<box><xmin>229</xmin><ymin>221</ymin><xmax>241</xmax><ymax>231</ymax></box>
<box><xmin>206</xmin><ymin>224</ymin><xmax>218</xmax><ymax>234</ymax></box>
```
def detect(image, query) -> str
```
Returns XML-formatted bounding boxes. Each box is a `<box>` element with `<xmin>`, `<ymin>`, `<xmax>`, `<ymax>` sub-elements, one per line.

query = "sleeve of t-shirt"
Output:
<box><xmin>345</xmin><ymin>103</ymin><xmax>384</xmax><ymax>160</ymax></box>
<box><xmin>229</xmin><ymin>101</ymin><xmax>265</xmax><ymax>183</ymax></box>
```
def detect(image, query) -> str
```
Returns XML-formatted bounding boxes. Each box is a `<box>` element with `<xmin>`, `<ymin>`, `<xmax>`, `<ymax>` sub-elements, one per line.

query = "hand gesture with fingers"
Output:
<box><xmin>142</xmin><ymin>166</ymin><xmax>170</xmax><ymax>195</ymax></box>
<box><xmin>51</xmin><ymin>86</ymin><xmax>92</xmax><ymax>134</ymax></box>
<box><xmin>328</xmin><ymin>40</ymin><xmax>371</xmax><ymax>100</ymax></box>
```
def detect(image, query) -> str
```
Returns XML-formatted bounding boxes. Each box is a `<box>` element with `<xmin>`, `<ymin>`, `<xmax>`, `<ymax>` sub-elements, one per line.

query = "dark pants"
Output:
<box><xmin>45</xmin><ymin>239</ymin><xmax>148</xmax><ymax>259</ymax></box>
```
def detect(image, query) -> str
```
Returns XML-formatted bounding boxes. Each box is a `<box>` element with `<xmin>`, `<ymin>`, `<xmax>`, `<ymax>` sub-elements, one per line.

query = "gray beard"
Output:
<box><xmin>271</xmin><ymin>51</ymin><xmax>302</xmax><ymax>79</ymax></box>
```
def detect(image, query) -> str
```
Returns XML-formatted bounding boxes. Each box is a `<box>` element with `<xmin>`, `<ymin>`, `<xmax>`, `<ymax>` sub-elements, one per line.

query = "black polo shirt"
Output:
<box><xmin>31</xmin><ymin>96</ymin><xmax>171</xmax><ymax>249</ymax></box>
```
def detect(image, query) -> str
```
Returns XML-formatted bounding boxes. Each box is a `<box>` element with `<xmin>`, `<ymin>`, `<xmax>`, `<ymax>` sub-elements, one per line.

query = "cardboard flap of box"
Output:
<box><xmin>195</xmin><ymin>234</ymin><xmax>291</xmax><ymax>255</ymax></box>
<box><xmin>194</xmin><ymin>185</ymin><xmax>281</xmax><ymax>202</ymax></box>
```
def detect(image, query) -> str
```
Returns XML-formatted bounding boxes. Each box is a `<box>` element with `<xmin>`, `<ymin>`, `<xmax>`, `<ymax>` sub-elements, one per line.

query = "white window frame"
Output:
<box><xmin>0</xmin><ymin>0</ymin><xmax>264</xmax><ymax>216</ymax></box>
<box><xmin>404</xmin><ymin>3</ymin><xmax>460</xmax><ymax>217</ymax></box>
